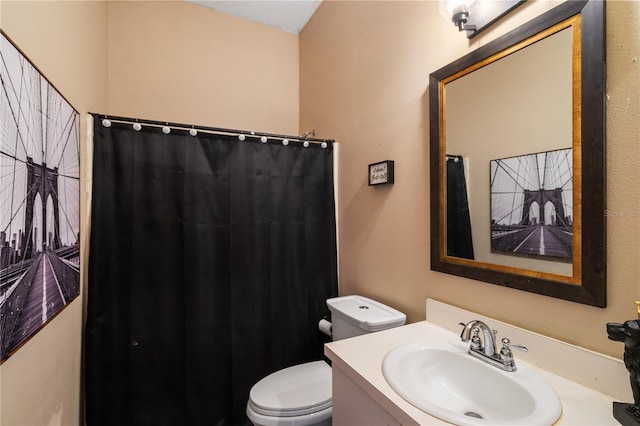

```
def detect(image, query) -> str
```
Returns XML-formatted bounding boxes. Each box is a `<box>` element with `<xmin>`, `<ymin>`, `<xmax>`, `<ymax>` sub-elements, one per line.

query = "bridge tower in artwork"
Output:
<box><xmin>521</xmin><ymin>188</ymin><xmax>569</xmax><ymax>227</ymax></box>
<box><xmin>22</xmin><ymin>157</ymin><xmax>62</xmax><ymax>259</ymax></box>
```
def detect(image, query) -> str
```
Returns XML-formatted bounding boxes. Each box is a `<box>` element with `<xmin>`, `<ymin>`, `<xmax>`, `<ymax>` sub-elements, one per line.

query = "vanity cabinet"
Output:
<box><xmin>325</xmin><ymin>300</ymin><xmax>624</xmax><ymax>426</ymax></box>
<box><xmin>332</xmin><ymin>366</ymin><xmax>401</xmax><ymax>426</ymax></box>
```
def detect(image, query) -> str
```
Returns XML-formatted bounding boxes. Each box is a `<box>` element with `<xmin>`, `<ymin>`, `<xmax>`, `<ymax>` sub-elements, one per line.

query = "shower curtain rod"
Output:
<box><xmin>91</xmin><ymin>113</ymin><xmax>335</xmax><ymax>145</ymax></box>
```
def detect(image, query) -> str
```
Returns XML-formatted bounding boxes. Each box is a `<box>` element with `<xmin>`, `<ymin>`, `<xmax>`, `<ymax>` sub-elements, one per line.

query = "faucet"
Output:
<box><xmin>460</xmin><ymin>320</ymin><xmax>497</xmax><ymax>356</ymax></box>
<box><xmin>459</xmin><ymin>320</ymin><xmax>527</xmax><ymax>372</ymax></box>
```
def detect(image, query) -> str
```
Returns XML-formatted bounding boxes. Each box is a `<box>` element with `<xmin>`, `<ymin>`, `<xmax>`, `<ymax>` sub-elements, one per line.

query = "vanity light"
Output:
<box><xmin>442</xmin><ymin>0</ymin><xmax>526</xmax><ymax>39</ymax></box>
<box><xmin>447</xmin><ymin>0</ymin><xmax>477</xmax><ymax>33</ymax></box>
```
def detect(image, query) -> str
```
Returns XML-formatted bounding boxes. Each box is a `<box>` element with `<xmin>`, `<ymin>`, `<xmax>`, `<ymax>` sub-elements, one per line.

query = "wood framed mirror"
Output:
<box><xmin>429</xmin><ymin>0</ymin><xmax>606</xmax><ymax>307</ymax></box>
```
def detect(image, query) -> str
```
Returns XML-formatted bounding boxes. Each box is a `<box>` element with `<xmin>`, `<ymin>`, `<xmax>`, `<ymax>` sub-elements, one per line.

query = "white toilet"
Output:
<box><xmin>246</xmin><ymin>295</ymin><xmax>406</xmax><ymax>426</ymax></box>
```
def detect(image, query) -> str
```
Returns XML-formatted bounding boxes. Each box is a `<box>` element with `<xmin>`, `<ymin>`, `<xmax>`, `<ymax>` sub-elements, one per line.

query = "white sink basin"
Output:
<box><xmin>382</xmin><ymin>341</ymin><xmax>562</xmax><ymax>425</ymax></box>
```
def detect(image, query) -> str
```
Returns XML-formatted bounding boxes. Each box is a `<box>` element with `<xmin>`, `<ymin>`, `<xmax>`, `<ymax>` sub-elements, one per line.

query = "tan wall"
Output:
<box><xmin>107</xmin><ymin>0</ymin><xmax>300</xmax><ymax>135</ymax></box>
<box><xmin>300</xmin><ymin>0</ymin><xmax>640</xmax><ymax>358</ymax></box>
<box><xmin>0</xmin><ymin>1</ymin><xmax>109</xmax><ymax>425</ymax></box>
<box><xmin>0</xmin><ymin>1</ymin><xmax>300</xmax><ymax>425</ymax></box>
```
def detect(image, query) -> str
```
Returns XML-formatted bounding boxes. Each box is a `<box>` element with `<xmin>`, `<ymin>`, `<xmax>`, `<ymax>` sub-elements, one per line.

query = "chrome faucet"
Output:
<box><xmin>459</xmin><ymin>320</ymin><xmax>527</xmax><ymax>372</ymax></box>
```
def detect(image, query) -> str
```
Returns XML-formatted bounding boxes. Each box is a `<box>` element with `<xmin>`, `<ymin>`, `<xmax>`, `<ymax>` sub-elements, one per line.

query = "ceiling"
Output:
<box><xmin>186</xmin><ymin>1</ymin><xmax>323</xmax><ymax>34</ymax></box>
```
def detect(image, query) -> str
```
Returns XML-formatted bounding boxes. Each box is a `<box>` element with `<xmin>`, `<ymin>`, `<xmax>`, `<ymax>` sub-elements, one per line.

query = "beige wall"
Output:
<box><xmin>0</xmin><ymin>1</ymin><xmax>108</xmax><ymax>425</ymax></box>
<box><xmin>0</xmin><ymin>1</ymin><xmax>300</xmax><ymax>424</ymax></box>
<box><xmin>300</xmin><ymin>0</ymin><xmax>640</xmax><ymax>358</ymax></box>
<box><xmin>107</xmin><ymin>1</ymin><xmax>299</xmax><ymax>135</ymax></box>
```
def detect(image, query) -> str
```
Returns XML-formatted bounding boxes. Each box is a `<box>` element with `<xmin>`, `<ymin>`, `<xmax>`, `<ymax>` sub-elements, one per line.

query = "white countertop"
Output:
<box><xmin>325</xmin><ymin>320</ymin><xmax>619</xmax><ymax>425</ymax></box>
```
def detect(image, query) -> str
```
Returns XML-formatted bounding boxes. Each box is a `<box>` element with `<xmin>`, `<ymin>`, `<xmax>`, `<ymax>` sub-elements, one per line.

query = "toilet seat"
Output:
<box><xmin>248</xmin><ymin>360</ymin><xmax>332</xmax><ymax>417</ymax></box>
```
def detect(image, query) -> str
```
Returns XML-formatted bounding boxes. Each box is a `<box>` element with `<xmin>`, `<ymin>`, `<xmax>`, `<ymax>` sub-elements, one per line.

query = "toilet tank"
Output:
<box><xmin>326</xmin><ymin>295</ymin><xmax>406</xmax><ymax>341</ymax></box>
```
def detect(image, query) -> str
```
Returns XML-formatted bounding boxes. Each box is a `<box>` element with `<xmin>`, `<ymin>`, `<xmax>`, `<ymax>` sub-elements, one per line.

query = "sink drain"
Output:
<box><xmin>464</xmin><ymin>411</ymin><xmax>484</xmax><ymax>419</ymax></box>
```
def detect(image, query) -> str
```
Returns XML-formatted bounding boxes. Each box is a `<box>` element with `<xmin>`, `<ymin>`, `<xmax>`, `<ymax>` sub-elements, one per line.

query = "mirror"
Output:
<box><xmin>429</xmin><ymin>0</ymin><xmax>606</xmax><ymax>307</ymax></box>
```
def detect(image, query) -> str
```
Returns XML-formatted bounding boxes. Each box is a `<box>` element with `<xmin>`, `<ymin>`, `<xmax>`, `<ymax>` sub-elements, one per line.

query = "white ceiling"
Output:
<box><xmin>186</xmin><ymin>1</ymin><xmax>323</xmax><ymax>34</ymax></box>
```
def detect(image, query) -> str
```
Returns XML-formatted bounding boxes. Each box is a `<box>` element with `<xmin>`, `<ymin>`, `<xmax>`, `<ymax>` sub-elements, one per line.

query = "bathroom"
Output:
<box><xmin>0</xmin><ymin>0</ymin><xmax>638</xmax><ymax>424</ymax></box>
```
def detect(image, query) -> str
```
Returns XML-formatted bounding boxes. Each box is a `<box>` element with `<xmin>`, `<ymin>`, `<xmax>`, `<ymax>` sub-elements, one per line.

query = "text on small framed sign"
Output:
<box><xmin>368</xmin><ymin>160</ymin><xmax>394</xmax><ymax>186</ymax></box>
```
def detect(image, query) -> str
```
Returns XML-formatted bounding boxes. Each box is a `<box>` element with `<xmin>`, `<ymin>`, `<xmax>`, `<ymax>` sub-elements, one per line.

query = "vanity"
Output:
<box><xmin>325</xmin><ymin>299</ymin><xmax>628</xmax><ymax>425</ymax></box>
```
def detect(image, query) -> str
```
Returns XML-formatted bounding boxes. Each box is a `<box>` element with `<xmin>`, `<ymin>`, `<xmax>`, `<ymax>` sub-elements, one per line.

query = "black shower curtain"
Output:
<box><xmin>85</xmin><ymin>116</ymin><xmax>338</xmax><ymax>426</ymax></box>
<box><xmin>446</xmin><ymin>156</ymin><xmax>474</xmax><ymax>259</ymax></box>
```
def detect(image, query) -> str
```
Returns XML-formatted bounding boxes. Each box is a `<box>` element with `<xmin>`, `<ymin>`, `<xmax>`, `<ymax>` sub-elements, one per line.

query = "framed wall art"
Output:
<box><xmin>490</xmin><ymin>148</ymin><xmax>573</xmax><ymax>261</ymax></box>
<box><xmin>0</xmin><ymin>30</ymin><xmax>80</xmax><ymax>363</ymax></box>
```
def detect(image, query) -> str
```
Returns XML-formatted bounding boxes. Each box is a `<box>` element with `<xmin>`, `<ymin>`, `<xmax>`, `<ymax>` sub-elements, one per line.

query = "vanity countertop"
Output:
<box><xmin>325</xmin><ymin>319</ymin><xmax>619</xmax><ymax>425</ymax></box>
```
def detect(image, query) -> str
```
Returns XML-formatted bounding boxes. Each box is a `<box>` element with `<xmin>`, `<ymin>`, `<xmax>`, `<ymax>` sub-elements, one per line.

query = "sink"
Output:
<box><xmin>382</xmin><ymin>341</ymin><xmax>562</xmax><ymax>425</ymax></box>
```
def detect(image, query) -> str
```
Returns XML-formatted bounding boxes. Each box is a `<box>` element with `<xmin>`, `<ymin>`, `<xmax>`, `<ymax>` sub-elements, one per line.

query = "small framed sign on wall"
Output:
<box><xmin>368</xmin><ymin>160</ymin><xmax>394</xmax><ymax>186</ymax></box>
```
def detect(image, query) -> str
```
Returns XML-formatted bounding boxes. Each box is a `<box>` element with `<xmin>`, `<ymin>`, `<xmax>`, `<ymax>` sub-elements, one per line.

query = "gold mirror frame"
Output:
<box><xmin>429</xmin><ymin>0</ymin><xmax>606</xmax><ymax>307</ymax></box>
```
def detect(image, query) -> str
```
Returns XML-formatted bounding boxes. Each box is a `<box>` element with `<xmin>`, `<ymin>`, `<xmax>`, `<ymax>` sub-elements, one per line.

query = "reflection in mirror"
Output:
<box><xmin>446</xmin><ymin>155</ymin><xmax>474</xmax><ymax>259</ymax></box>
<box><xmin>490</xmin><ymin>148</ymin><xmax>573</xmax><ymax>263</ymax></box>
<box><xmin>429</xmin><ymin>0</ymin><xmax>606</xmax><ymax>307</ymax></box>
<box><xmin>445</xmin><ymin>25</ymin><xmax>575</xmax><ymax>277</ymax></box>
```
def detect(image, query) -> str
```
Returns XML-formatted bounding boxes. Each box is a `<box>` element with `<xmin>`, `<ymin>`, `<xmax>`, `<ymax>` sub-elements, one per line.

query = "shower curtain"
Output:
<box><xmin>446</xmin><ymin>156</ymin><xmax>474</xmax><ymax>259</ymax></box>
<box><xmin>85</xmin><ymin>116</ymin><xmax>338</xmax><ymax>426</ymax></box>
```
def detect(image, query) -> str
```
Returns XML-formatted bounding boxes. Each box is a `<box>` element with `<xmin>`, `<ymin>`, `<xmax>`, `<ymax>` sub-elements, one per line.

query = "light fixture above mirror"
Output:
<box><xmin>442</xmin><ymin>0</ymin><xmax>526</xmax><ymax>38</ymax></box>
<box><xmin>447</xmin><ymin>0</ymin><xmax>477</xmax><ymax>32</ymax></box>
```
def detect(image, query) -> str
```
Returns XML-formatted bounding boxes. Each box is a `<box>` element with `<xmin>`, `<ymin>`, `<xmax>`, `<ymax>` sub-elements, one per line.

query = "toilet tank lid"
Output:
<box><xmin>326</xmin><ymin>295</ymin><xmax>406</xmax><ymax>332</ymax></box>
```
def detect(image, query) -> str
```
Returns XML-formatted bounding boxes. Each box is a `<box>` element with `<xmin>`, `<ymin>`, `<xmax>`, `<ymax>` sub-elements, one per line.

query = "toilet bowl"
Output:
<box><xmin>246</xmin><ymin>361</ymin><xmax>332</xmax><ymax>426</ymax></box>
<box><xmin>246</xmin><ymin>295</ymin><xmax>406</xmax><ymax>426</ymax></box>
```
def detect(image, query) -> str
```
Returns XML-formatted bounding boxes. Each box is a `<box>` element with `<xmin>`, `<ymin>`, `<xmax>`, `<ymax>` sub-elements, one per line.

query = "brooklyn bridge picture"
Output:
<box><xmin>490</xmin><ymin>148</ymin><xmax>573</xmax><ymax>260</ymax></box>
<box><xmin>0</xmin><ymin>31</ymin><xmax>80</xmax><ymax>362</ymax></box>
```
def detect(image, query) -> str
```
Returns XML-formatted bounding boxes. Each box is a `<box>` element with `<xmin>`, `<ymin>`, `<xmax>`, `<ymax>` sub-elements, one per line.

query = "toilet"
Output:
<box><xmin>246</xmin><ymin>295</ymin><xmax>406</xmax><ymax>426</ymax></box>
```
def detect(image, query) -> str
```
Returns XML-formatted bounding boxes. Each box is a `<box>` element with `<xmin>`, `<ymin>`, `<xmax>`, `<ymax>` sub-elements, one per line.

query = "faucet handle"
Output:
<box><xmin>501</xmin><ymin>338</ymin><xmax>528</xmax><ymax>353</ymax></box>
<box><xmin>499</xmin><ymin>338</ymin><xmax>527</xmax><ymax>371</ymax></box>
